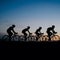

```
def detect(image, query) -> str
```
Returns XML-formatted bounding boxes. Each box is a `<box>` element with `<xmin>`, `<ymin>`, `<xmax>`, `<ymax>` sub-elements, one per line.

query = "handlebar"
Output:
<box><xmin>52</xmin><ymin>32</ymin><xmax>57</xmax><ymax>36</ymax></box>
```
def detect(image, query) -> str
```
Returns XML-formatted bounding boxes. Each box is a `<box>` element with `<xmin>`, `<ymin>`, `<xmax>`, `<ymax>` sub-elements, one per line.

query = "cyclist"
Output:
<box><xmin>7</xmin><ymin>24</ymin><xmax>17</xmax><ymax>41</ymax></box>
<box><xmin>46</xmin><ymin>25</ymin><xmax>57</xmax><ymax>41</ymax></box>
<box><xmin>22</xmin><ymin>26</ymin><xmax>31</xmax><ymax>41</ymax></box>
<box><xmin>35</xmin><ymin>27</ymin><xmax>44</xmax><ymax>41</ymax></box>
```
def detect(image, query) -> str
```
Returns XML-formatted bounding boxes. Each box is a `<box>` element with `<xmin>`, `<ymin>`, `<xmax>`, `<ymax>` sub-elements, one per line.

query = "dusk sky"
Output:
<box><xmin>0</xmin><ymin>0</ymin><xmax>60</xmax><ymax>35</ymax></box>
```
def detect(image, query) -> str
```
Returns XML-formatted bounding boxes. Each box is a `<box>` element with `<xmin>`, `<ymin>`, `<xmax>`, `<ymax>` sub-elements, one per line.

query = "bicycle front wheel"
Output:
<box><xmin>51</xmin><ymin>35</ymin><xmax>60</xmax><ymax>41</ymax></box>
<box><xmin>11</xmin><ymin>35</ymin><xmax>20</xmax><ymax>41</ymax></box>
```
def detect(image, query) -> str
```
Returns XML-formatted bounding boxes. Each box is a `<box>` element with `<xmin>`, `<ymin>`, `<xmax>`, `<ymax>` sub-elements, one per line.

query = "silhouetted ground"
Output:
<box><xmin>0</xmin><ymin>39</ymin><xmax>60</xmax><ymax>48</ymax></box>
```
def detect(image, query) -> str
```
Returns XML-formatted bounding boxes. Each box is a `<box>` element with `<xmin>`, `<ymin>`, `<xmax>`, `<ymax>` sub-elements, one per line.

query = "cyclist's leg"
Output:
<box><xmin>24</xmin><ymin>32</ymin><xmax>27</xmax><ymax>41</ymax></box>
<box><xmin>29</xmin><ymin>33</ymin><xmax>33</xmax><ymax>41</ymax></box>
<box><xmin>36</xmin><ymin>33</ymin><xmax>39</xmax><ymax>41</ymax></box>
<box><xmin>35</xmin><ymin>33</ymin><xmax>37</xmax><ymax>41</ymax></box>
<box><xmin>8</xmin><ymin>32</ymin><xmax>13</xmax><ymax>41</ymax></box>
<box><xmin>47</xmin><ymin>32</ymin><xmax>50</xmax><ymax>41</ymax></box>
<box><xmin>40</xmin><ymin>33</ymin><xmax>44</xmax><ymax>35</ymax></box>
<box><xmin>48</xmin><ymin>32</ymin><xmax>52</xmax><ymax>41</ymax></box>
<box><xmin>39</xmin><ymin>33</ymin><xmax>44</xmax><ymax>41</ymax></box>
<box><xmin>48</xmin><ymin>35</ymin><xmax>51</xmax><ymax>41</ymax></box>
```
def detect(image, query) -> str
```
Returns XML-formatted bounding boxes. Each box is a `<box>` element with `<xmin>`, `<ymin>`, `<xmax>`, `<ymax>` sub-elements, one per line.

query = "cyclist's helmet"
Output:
<box><xmin>12</xmin><ymin>24</ymin><xmax>15</xmax><ymax>27</ymax></box>
<box><xmin>52</xmin><ymin>25</ymin><xmax>55</xmax><ymax>28</ymax></box>
<box><xmin>27</xmin><ymin>26</ymin><xmax>30</xmax><ymax>29</ymax></box>
<box><xmin>39</xmin><ymin>27</ymin><xmax>42</xmax><ymax>29</ymax></box>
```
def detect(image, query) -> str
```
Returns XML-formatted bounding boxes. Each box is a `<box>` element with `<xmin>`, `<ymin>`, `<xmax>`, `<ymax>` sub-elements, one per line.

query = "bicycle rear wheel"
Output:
<box><xmin>2</xmin><ymin>35</ymin><xmax>9</xmax><ymax>41</ymax></box>
<box><xmin>18</xmin><ymin>35</ymin><xmax>25</xmax><ymax>41</ymax></box>
<box><xmin>38</xmin><ymin>35</ymin><xmax>48</xmax><ymax>41</ymax></box>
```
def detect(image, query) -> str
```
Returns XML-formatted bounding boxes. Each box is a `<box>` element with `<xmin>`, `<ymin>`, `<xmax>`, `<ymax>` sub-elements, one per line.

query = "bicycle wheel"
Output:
<box><xmin>27</xmin><ymin>36</ymin><xmax>33</xmax><ymax>41</ymax></box>
<box><xmin>2</xmin><ymin>35</ymin><xmax>9</xmax><ymax>41</ymax></box>
<box><xmin>31</xmin><ymin>36</ymin><xmax>36</xmax><ymax>41</ymax></box>
<box><xmin>38</xmin><ymin>36</ymin><xmax>42</xmax><ymax>41</ymax></box>
<box><xmin>12</xmin><ymin>35</ymin><xmax>19</xmax><ymax>41</ymax></box>
<box><xmin>38</xmin><ymin>35</ymin><xmax>48</xmax><ymax>41</ymax></box>
<box><xmin>18</xmin><ymin>35</ymin><xmax>25</xmax><ymax>41</ymax></box>
<box><xmin>51</xmin><ymin>35</ymin><xmax>60</xmax><ymax>41</ymax></box>
<box><xmin>38</xmin><ymin>36</ymin><xmax>44</xmax><ymax>41</ymax></box>
<box><xmin>44</xmin><ymin>35</ymin><xmax>49</xmax><ymax>41</ymax></box>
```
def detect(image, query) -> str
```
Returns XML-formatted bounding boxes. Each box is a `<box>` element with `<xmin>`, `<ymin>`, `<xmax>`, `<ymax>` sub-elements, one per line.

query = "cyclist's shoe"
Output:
<box><xmin>29</xmin><ymin>32</ymin><xmax>32</xmax><ymax>35</ymax></box>
<box><xmin>40</xmin><ymin>33</ymin><xmax>44</xmax><ymax>35</ymax></box>
<box><xmin>41</xmin><ymin>33</ymin><xmax>44</xmax><ymax>34</ymax></box>
<box><xmin>55</xmin><ymin>32</ymin><xmax>57</xmax><ymax>34</ymax></box>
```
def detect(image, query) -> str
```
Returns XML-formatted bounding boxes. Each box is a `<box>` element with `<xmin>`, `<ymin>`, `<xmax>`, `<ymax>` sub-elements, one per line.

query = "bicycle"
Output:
<box><xmin>35</xmin><ymin>33</ymin><xmax>60</xmax><ymax>42</ymax></box>
<box><xmin>27</xmin><ymin>33</ymin><xmax>37</xmax><ymax>41</ymax></box>
<box><xmin>18</xmin><ymin>35</ymin><xmax>26</xmax><ymax>41</ymax></box>
<box><xmin>35</xmin><ymin>33</ymin><xmax>46</xmax><ymax>41</ymax></box>
<box><xmin>19</xmin><ymin>33</ymin><xmax>36</xmax><ymax>42</ymax></box>
<box><xmin>2</xmin><ymin>33</ymin><xmax>20</xmax><ymax>41</ymax></box>
<box><xmin>43</xmin><ymin>33</ymin><xmax>60</xmax><ymax>41</ymax></box>
<box><xmin>50</xmin><ymin>33</ymin><xmax>60</xmax><ymax>41</ymax></box>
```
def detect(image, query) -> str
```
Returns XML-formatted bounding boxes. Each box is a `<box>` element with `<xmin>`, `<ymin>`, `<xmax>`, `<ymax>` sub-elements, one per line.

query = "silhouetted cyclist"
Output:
<box><xmin>35</xmin><ymin>27</ymin><xmax>44</xmax><ymax>41</ymax></box>
<box><xmin>46</xmin><ymin>25</ymin><xmax>57</xmax><ymax>41</ymax></box>
<box><xmin>7</xmin><ymin>25</ymin><xmax>17</xmax><ymax>41</ymax></box>
<box><xmin>22</xmin><ymin>26</ymin><xmax>31</xmax><ymax>41</ymax></box>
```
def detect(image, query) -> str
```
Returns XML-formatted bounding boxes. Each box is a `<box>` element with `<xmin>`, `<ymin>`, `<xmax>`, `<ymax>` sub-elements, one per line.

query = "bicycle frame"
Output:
<box><xmin>1</xmin><ymin>33</ymin><xmax>60</xmax><ymax>41</ymax></box>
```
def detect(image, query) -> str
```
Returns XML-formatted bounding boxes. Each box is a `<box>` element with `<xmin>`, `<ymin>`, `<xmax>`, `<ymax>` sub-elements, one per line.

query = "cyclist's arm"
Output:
<box><xmin>52</xmin><ymin>29</ymin><xmax>56</xmax><ymax>33</ymax></box>
<box><xmin>28</xmin><ymin>30</ymin><xmax>30</xmax><ymax>34</ymax></box>
<box><xmin>12</xmin><ymin>29</ymin><xmax>17</xmax><ymax>34</ymax></box>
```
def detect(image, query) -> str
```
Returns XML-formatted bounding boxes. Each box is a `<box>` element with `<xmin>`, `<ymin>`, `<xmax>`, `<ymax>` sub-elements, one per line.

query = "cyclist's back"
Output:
<box><xmin>22</xmin><ymin>28</ymin><xmax>28</xmax><ymax>33</ymax></box>
<box><xmin>35</xmin><ymin>27</ymin><xmax>43</xmax><ymax>41</ymax></box>
<box><xmin>47</xmin><ymin>27</ymin><xmax>53</xmax><ymax>33</ymax></box>
<box><xmin>46</xmin><ymin>25</ymin><xmax>57</xmax><ymax>41</ymax></box>
<box><xmin>35</xmin><ymin>27</ymin><xmax>42</xmax><ymax>35</ymax></box>
<box><xmin>7</xmin><ymin>26</ymin><xmax>14</xmax><ymax>32</ymax></box>
<box><xmin>22</xmin><ymin>26</ymin><xmax>30</xmax><ymax>33</ymax></box>
<box><xmin>35</xmin><ymin>29</ymin><xmax>41</xmax><ymax>34</ymax></box>
<box><xmin>47</xmin><ymin>25</ymin><xmax>56</xmax><ymax>34</ymax></box>
<box><xmin>22</xmin><ymin>26</ymin><xmax>30</xmax><ymax>41</ymax></box>
<box><xmin>7</xmin><ymin>25</ymin><xmax>16</xmax><ymax>37</ymax></box>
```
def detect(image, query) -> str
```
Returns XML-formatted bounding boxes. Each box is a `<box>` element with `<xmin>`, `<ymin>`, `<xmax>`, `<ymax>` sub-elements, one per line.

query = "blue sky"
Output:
<box><xmin>0</xmin><ymin>0</ymin><xmax>60</xmax><ymax>35</ymax></box>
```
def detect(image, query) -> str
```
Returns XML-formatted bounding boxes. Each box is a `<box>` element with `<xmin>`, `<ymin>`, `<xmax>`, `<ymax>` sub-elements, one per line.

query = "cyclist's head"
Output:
<box><xmin>27</xmin><ymin>26</ymin><xmax>30</xmax><ymax>29</ymax></box>
<box><xmin>39</xmin><ymin>27</ymin><xmax>42</xmax><ymax>29</ymax></box>
<box><xmin>52</xmin><ymin>25</ymin><xmax>55</xmax><ymax>29</ymax></box>
<box><xmin>12</xmin><ymin>24</ymin><xmax>15</xmax><ymax>28</ymax></box>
